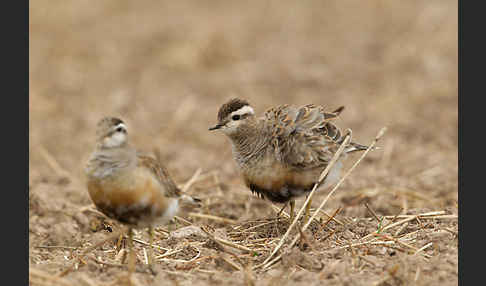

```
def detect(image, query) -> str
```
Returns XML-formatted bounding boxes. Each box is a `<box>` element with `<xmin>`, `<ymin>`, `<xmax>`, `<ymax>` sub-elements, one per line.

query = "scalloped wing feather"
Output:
<box><xmin>282</xmin><ymin>132</ymin><xmax>340</xmax><ymax>170</ymax></box>
<box><xmin>263</xmin><ymin>104</ymin><xmax>346</xmax><ymax>170</ymax></box>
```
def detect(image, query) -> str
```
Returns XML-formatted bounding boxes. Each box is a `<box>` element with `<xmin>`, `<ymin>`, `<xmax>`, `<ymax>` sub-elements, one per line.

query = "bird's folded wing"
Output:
<box><xmin>137</xmin><ymin>154</ymin><xmax>182</xmax><ymax>198</ymax></box>
<box><xmin>264</xmin><ymin>104</ymin><xmax>345</xmax><ymax>170</ymax></box>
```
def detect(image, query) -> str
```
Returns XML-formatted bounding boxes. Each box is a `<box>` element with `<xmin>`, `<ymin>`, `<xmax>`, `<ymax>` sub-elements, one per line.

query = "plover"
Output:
<box><xmin>85</xmin><ymin>117</ymin><xmax>201</xmax><ymax>271</ymax></box>
<box><xmin>209</xmin><ymin>98</ymin><xmax>368</xmax><ymax>221</ymax></box>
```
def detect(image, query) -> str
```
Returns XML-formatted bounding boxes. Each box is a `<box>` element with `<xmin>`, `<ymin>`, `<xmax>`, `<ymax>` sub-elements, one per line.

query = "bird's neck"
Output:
<box><xmin>96</xmin><ymin>140</ymin><xmax>128</xmax><ymax>150</ymax></box>
<box><xmin>86</xmin><ymin>145</ymin><xmax>137</xmax><ymax>179</ymax></box>
<box><xmin>228</xmin><ymin>121</ymin><xmax>269</xmax><ymax>165</ymax></box>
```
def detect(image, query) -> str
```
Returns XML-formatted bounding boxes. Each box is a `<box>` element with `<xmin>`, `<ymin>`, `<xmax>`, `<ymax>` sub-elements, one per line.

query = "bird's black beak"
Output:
<box><xmin>208</xmin><ymin>123</ymin><xmax>223</xmax><ymax>131</ymax></box>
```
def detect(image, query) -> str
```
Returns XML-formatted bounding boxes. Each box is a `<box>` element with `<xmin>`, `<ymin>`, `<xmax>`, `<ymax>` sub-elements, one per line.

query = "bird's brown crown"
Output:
<box><xmin>97</xmin><ymin>117</ymin><xmax>124</xmax><ymax>129</ymax></box>
<box><xmin>217</xmin><ymin>98</ymin><xmax>250</xmax><ymax>121</ymax></box>
<box><xmin>96</xmin><ymin>117</ymin><xmax>125</xmax><ymax>138</ymax></box>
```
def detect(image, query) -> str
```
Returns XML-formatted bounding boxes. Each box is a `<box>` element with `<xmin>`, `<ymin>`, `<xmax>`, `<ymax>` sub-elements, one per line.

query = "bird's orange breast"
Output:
<box><xmin>242</xmin><ymin>161</ymin><xmax>319</xmax><ymax>203</ymax></box>
<box><xmin>86</xmin><ymin>168</ymin><xmax>171</xmax><ymax>225</ymax></box>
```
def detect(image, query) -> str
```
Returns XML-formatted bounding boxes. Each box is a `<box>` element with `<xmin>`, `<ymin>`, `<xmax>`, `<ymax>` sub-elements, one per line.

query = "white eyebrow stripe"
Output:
<box><xmin>231</xmin><ymin>105</ymin><xmax>254</xmax><ymax>116</ymax></box>
<box><xmin>114</xmin><ymin>123</ymin><xmax>127</xmax><ymax>130</ymax></box>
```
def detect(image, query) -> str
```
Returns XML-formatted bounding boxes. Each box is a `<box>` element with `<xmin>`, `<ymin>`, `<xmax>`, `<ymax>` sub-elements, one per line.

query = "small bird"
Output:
<box><xmin>85</xmin><ymin>117</ymin><xmax>201</xmax><ymax>272</ymax></box>
<box><xmin>209</xmin><ymin>98</ymin><xmax>369</xmax><ymax>222</ymax></box>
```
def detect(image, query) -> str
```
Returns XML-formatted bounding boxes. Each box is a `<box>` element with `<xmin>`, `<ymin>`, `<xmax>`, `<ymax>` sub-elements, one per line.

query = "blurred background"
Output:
<box><xmin>30</xmin><ymin>0</ymin><xmax>457</xmax><ymax>235</ymax></box>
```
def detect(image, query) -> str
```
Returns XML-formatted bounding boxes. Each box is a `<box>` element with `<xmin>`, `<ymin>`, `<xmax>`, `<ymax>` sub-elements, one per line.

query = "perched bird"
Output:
<box><xmin>209</xmin><ymin>98</ymin><xmax>369</xmax><ymax>222</ymax></box>
<box><xmin>85</xmin><ymin>117</ymin><xmax>201</xmax><ymax>271</ymax></box>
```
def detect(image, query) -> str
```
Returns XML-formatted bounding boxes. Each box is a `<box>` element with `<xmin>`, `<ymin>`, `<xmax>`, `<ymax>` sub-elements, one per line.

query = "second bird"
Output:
<box><xmin>85</xmin><ymin>117</ymin><xmax>201</xmax><ymax>272</ymax></box>
<box><xmin>209</xmin><ymin>98</ymin><xmax>369</xmax><ymax>222</ymax></box>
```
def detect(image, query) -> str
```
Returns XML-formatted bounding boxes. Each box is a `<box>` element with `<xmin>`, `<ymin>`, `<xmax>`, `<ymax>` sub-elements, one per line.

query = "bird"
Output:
<box><xmin>209</xmin><ymin>98</ymin><xmax>369</xmax><ymax>222</ymax></box>
<box><xmin>85</xmin><ymin>117</ymin><xmax>201</xmax><ymax>274</ymax></box>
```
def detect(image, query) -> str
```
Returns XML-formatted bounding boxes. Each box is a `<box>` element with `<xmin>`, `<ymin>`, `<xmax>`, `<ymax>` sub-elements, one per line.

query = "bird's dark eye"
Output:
<box><xmin>116</xmin><ymin>127</ymin><xmax>125</xmax><ymax>133</ymax></box>
<box><xmin>232</xmin><ymin>115</ymin><xmax>241</xmax><ymax>121</ymax></box>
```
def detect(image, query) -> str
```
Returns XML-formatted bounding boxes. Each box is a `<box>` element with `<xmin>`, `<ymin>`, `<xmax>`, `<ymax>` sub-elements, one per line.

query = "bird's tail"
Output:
<box><xmin>345</xmin><ymin>141</ymin><xmax>379</xmax><ymax>153</ymax></box>
<box><xmin>179</xmin><ymin>194</ymin><xmax>202</xmax><ymax>208</ymax></box>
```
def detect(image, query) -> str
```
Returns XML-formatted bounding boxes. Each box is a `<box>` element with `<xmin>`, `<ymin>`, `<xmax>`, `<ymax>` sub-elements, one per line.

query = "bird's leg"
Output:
<box><xmin>148</xmin><ymin>225</ymin><xmax>154</xmax><ymax>265</ymax></box>
<box><xmin>147</xmin><ymin>225</ymin><xmax>157</xmax><ymax>275</ymax></box>
<box><xmin>127</xmin><ymin>227</ymin><xmax>135</xmax><ymax>285</ymax></box>
<box><xmin>289</xmin><ymin>200</ymin><xmax>296</xmax><ymax>222</ymax></box>
<box><xmin>304</xmin><ymin>197</ymin><xmax>312</xmax><ymax>224</ymax></box>
<box><xmin>276</xmin><ymin>202</ymin><xmax>288</xmax><ymax>218</ymax></box>
<box><xmin>116</xmin><ymin>232</ymin><xmax>124</xmax><ymax>254</ymax></box>
<box><xmin>116</xmin><ymin>231</ymin><xmax>128</xmax><ymax>264</ymax></box>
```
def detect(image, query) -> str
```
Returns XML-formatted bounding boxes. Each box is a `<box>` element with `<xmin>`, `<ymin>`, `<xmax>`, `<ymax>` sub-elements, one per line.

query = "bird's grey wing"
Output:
<box><xmin>282</xmin><ymin>131</ymin><xmax>341</xmax><ymax>170</ymax></box>
<box><xmin>264</xmin><ymin>104</ymin><xmax>346</xmax><ymax>170</ymax></box>
<box><xmin>264</xmin><ymin>104</ymin><xmax>343</xmax><ymax>137</ymax></box>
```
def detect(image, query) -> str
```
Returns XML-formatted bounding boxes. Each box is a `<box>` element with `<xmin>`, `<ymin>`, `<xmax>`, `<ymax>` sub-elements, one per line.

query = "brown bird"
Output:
<box><xmin>85</xmin><ymin>117</ymin><xmax>201</xmax><ymax>272</ymax></box>
<box><xmin>209</xmin><ymin>98</ymin><xmax>368</xmax><ymax>222</ymax></box>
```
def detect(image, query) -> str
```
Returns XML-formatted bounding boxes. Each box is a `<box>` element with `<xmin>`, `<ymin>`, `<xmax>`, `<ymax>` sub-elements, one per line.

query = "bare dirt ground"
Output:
<box><xmin>29</xmin><ymin>1</ymin><xmax>458</xmax><ymax>285</ymax></box>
